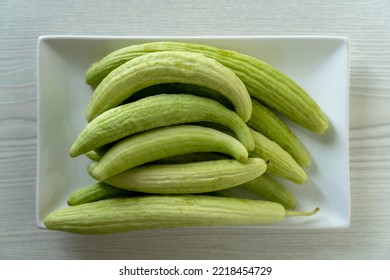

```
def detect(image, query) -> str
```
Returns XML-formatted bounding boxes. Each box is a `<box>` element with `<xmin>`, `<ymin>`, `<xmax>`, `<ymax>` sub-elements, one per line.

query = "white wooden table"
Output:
<box><xmin>1</xmin><ymin>0</ymin><xmax>389</xmax><ymax>259</ymax></box>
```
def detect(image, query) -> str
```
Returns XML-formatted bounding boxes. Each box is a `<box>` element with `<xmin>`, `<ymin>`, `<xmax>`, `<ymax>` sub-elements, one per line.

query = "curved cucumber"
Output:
<box><xmin>89</xmin><ymin>125</ymin><xmax>249</xmax><ymax>181</ymax></box>
<box><xmin>99</xmin><ymin>158</ymin><xmax>266</xmax><ymax>194</ymax></box>
<box><xmin>86</xmin><ymin>50</ymin><xmax>252</xmax><ymax>122</ymax></box>
<box><xmin>70</xmin><ymin>94</ymin><xmax>254</xmax><ymax>157</ymax></box>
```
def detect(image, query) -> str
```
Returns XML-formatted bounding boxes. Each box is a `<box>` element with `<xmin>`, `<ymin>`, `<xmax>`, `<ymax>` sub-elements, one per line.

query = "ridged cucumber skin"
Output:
<box><xmin>86</xmin><ymin>50</ymin><xmax>252</xmax><ymax>122</ymax></box>
<box><xmin>240</xmin><ymin>174</ymin><xmax>296</xmax><ymax>209</ymax></box>
<box><xmin>86</xmin><ymin>41</ymin><xmax>329</xmax><ymax>134</ymax></box>
<box><xmin>89</xmin><ymin>125</ymin><xmax>249</xmax><ymax>181</ymax></box>
<box><xmin>248</xmin><ymin>98</ymin><xmax>311</xmax><ymax>167</ymax></box>
<box><xmin>249</xmin><ymin>128</ymin><xmax>308</xmax><ymax>184</ymax></box>
<box><xmin>44</xmin><ymin>195</ymin><xmax>286</xmax><ymax>234</ymax></box>
<box><xmin>67</xmin><ymin>182</ymin><xmax>133</xmax><ymax>206</ymax></box>
<box><xmin>96</xmin><ymin>158</ymin><xmax>266</xmax><ymax>194</ymax></box>
<box><xmin>70</xmin><ymin>94</ymin><xmax>254</xmax><ymax>157</ymax></box>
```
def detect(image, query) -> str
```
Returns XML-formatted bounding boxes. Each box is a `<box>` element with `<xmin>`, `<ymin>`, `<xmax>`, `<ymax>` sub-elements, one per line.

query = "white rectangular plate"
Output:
<box><xmin>37</xmin><ymin>35</ymin><xmax>350</xmax><ymax>229</ymax></box>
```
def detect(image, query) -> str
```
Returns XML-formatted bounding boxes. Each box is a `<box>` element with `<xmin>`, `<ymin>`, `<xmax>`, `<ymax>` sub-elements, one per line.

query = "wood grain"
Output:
<box><xmin>1</xmin><ymin>0</ymin><xmax>389</xmax><ymax>259</ymax></box>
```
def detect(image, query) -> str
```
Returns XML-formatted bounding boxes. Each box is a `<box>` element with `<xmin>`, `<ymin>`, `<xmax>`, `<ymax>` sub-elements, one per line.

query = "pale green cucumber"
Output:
<box><xmin>95</xmin><ymin>158</ymin><xmax>266</xmax><ymax>194</ymax></box>
<box><xmin>240</xmin><ymin>174</ymin><xmax>296</xmax><ymax>209</ymax></box>
<box><xmin>250</xmin><ymin>128</ymin><xmax>308</xmax><ymax>184</ymax></box>
<box><xmin>44</xmin><ymin>195</ymin><xmax>319</xmax><ymax>234</ymax></box>
<box><xmin>248</xmin><ymin>98</ymin><xmax>311</xmax><ymax>167</ymax></box>
<box><xmin>67</xmin><ymin>182</ymin><xmax>134</xmax><ymax>206</ymax></box>
<box><xmin>85</xmin><ymin>41</ymin><xmax>328</xmax><ymax>133</ymax></box>
<box><xmin>86</xmin><ymin>51</ymin><xmax>252</xmax><ymax>122</ymax></box>
<box><xmin>71</xmin><ymin>94</ymin><xmax>254</xmax><ymax>157</ymax></box>
<box><xmin>89</xmin><ymin>125</ymin><xmax>249</xmax><ymax>181</ymax></box>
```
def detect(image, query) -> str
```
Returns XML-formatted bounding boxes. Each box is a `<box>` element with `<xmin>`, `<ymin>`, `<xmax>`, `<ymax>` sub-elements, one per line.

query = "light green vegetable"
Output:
<box><xmin>97</xmin><ymin>158</ymin><xmax>267</xmax><ymax>194</ymax></box>
<box><xmin>86</xmin><ymin>50</ymin><xmax>252</xmax><ymax>122</ymax></box>
<box><xmin>44</xmin><ymin>195</ymin><xmax>320</xmax><ymax>234</ymax></box>
<box><xmin>89</xmin><ymin>125</ymin><xmax>249</xmax><ymax>181</ymax></box>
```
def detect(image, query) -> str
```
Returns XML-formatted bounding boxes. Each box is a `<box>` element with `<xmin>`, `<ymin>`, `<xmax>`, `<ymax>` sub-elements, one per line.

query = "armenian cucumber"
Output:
<box><xmin>86</xmin><ymin>50</ymin><xmax>252</xmax><ymax>122</ymax></box>
<box><xmin>97</xmin><ymin>158</ymin><xmax>267</xmax><ymax>194</ymax></box>
<box><xmin>89</xmin><ymin>125</ymin><xmax>249</xmax><ymax>181</ymax></box>
<box><xmin>44</xmin><ymin>195</ymin><xmax>319</xmax><ymax>234</ymax></box>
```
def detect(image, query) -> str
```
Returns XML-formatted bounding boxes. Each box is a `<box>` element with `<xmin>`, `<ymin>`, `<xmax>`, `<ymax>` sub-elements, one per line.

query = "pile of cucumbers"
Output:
<box><xmin>44</xmin><ymin>41</ymin><xmax>327</xmax><ymax>234</ymax></box>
